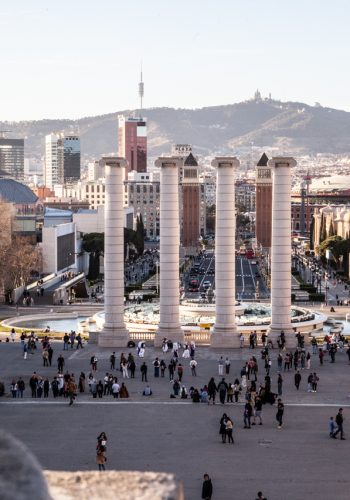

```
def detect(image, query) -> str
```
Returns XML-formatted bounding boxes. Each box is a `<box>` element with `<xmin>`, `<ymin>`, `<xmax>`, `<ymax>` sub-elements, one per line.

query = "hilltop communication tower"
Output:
<box><xmin>138</xmin><ymin>66</ymin><xmax>144</xmax><ymax>113</ymax></box>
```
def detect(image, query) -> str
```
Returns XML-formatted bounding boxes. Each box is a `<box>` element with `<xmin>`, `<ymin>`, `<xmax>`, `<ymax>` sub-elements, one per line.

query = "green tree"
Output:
<box><xmin>316</xmin><ymin>235</ymin><xmax>348</xmax><ymax>269</ymax></box>
<box><xmin>82</xmin><ymin>233</ymin><xmax>104</xmax><ymax>280</ymax></box>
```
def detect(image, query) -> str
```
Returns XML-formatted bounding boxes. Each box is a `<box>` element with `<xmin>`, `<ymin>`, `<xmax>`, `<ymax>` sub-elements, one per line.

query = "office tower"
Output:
<box><xmin>0</xmin><ymin>138</ymin><xmax>24</xmax><ymax>181</ymax></box>
<box><xmin>118</xmin><ymin>115</ymin><xmax>147</xmax><ymax>175</ymax></box>
<box><xmin>45</xmin><ymin>133</ymin><xmax>80</xmax><ymax>188</ymax></box>
<box><xmin>255</xmin><ymin>152</ymin><xmax>272</xmax><ymax>248</ymax></box>
<box><xmin>45</xmin><ymin>134</ymin><xmax>62</xmax><ymax>188</ymax></box>
<box><xmin>62</xmin><ymin>135</ymin><xmax>80</xmax><ymax>183</ymax></box>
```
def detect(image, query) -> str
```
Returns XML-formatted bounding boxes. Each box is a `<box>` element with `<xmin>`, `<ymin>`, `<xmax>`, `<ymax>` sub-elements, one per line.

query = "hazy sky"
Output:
<box><xmin>1</xmin><ymin>0</ymin><xmax>350</xmax><ymax>120</ymax></box>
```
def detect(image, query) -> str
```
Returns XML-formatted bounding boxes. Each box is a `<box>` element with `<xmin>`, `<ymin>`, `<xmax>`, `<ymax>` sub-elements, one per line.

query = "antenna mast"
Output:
<box><xmin>138</xmin><ymin>64</ymin><xmax>144</xmax><ymax>115</ymax></box>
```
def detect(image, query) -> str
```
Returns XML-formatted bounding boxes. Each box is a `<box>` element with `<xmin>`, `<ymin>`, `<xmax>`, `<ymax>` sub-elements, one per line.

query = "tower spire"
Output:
<box><xmin>138</xmin><ymin>63</ymin><xmax>144</xmax><ymax>115</ymax></box>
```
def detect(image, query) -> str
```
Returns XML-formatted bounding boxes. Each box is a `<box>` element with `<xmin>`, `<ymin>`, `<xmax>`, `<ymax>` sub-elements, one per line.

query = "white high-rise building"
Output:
<box><xmin>45</xmin><ymin>133</ymin><xmax>81</xmax><ymax>188</ymax></box>
<box><xmin>45</xmin><ymin>134</ymin><xmax>63</xmax><ymax>189</ymax></box>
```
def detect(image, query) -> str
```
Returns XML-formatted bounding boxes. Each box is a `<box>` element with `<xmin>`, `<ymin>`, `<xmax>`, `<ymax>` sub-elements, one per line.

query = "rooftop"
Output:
<box><xmin>0</xmin><ymin>178</ymin><xmax>38</xmax><ymax>204</ymax></box>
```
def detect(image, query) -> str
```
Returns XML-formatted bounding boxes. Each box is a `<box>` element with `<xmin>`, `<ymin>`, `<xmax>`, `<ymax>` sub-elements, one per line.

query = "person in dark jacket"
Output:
<box><xmin>334</xmin><ymin>408</ymin><xmax>345</xmax><ymax>439</ymax></box>
<box><xmin>202</xmin><ymin>473</ymin><xmax>213</xmax><ymax>499</ymax></box>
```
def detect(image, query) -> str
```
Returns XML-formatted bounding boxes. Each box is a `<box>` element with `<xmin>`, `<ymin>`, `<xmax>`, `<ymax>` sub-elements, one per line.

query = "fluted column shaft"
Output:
<box><xmin>98</xmin><ymin>157</ymin><xmax>129</xmax><ymax>347</ymax></box>
<box><xmin>269</xmin><ymin>157</ymin><xmax>296</xmax><ymax>347</ymax></box>
<box><xmin>211</xmin><ymin>157</ymin><xmax>240</xmax><ymax>348</ymax></box>
<box><xmin>155</xmin><ymin>157</ymin><xmax>183</xmax><ymax>344</ymax></box>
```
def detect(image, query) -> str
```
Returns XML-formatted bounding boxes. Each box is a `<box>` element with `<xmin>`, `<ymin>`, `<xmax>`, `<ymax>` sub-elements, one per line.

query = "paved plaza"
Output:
<box><xmin>1</xmin><ymin>338</ymin><xmax>350</xmax><ymax>499</ymax></box>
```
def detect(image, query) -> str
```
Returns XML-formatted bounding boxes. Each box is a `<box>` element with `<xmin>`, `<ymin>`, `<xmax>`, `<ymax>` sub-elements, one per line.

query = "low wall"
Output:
<box><xmin>0</xmin><ymin>430</ymin><xmax>184</xmax><ymax>500</ymax></box>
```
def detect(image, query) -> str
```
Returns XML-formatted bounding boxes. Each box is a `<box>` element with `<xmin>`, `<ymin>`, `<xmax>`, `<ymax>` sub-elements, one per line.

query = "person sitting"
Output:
<box><xmin>119</xmin><ymin>382</ymin><xmax>129</xmax><ymax>398</ymax></box>
<box><xmin>142</xmin><ymin>385</ymin><xmax>152</xmax><ymax>396</ymax></box>
<box><xmin>181</xmin><ymin>386</ymin><xmax>188</xmax><ymax>399</ymax></box>
<box><xmin>200</xmin><ymin>386</ymin><xmax>209</xmax><ymax>403</ymax></box>
<box><xmin>192</xmin><ymin>388</ymin><xmax>200</xmax><ymax>403</ymax></box>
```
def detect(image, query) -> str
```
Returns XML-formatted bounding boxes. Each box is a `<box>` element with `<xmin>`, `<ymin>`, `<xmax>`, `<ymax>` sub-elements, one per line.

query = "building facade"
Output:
<box><xmin>62</xmin><ymin>135</ymin><xmax>80</xmax><ymax>183</ymax></box>
<box><xmin>45</xmin><ymin>133</ymin><xmax>80</xmax><ymax>188</ymax></box>
<box><xmin>125</xmin><ymin>171</ymin><xmax>160</xmax><ymax>239</ymax></box>
<box><xmin>118</xmin><ymin>115</ymin><xmax>147</xmax><ymax>176</ymax></box>
<box><xmin>0</xmin><ymin>138</ymin><xmax>24</xmax><ymax>181</ymax></box>
<box><xmin>255</xmin><ymin>153</ymin><xmax>272</xmax><ymax>248</ymax></box>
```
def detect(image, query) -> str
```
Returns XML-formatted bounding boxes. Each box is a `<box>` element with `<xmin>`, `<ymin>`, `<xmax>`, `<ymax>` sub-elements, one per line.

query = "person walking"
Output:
<box><xmin>201</xmin><ymin>474</ymin><xmax>213</xmax><ymax>500</ymax></box>
<box><xmin>225</xmin><ymin>357</ymin><xmax>231</xmax><ymax>375</ymax></box>
<box><xmin>140</xmin><ymin>362</ymin><xmax>148</xmax><ymax>382</ymax></box>
<box><xmin>42</xmin><ymin>349</ymin><xmax>49</xmax><ymax>367</ymax></box>
<box><xmin>190</xmin><ymin>359</ymin><xmax>197</xmax><ymax>376</ymax></box>
<box><xmin>294</xmin><ymin>370</ymin><xmax>301</xmax><ymax>390</ymax></box>
<box><xmin>244</xmin><ymin>401</ymin><xmax>253</xmax><ymax>428</ymax></box>
<box><xmin>10</xmin><ymin>380</ymin><xmax>17</xmax><ymax>398</ymax></box>
<box><xmin>91</xmin><ymin>355</ymin><xmax>98</xmax><ymax>372</ymax></box>
<box><xmin>63</xmin><ymin>333</ymin><xmax>69</xmax><ymax>351</ymax></box>
<box><xmin>121</xmin><ymin>360</ymin><xmax>129</xmax><ymax>379</ymax></box>
<box><xmin>208</xmin><ymin>377</ymin><xmax>217</xmax><ymax>405</ymax></box>
<box><xmin>311</xmin><ymin>372</ymin><xmax>319</xmax><ymax>392</ymax></box>
<box><xmin>96</xmin><ymin>443</ymin><xmax>107</xmax><ymax>471</ymax></box>
<box><xmin>43</xmin><ymin>379</ymin><xmax>50</xmax><ymax>398</ymax></box>
<box><xmin>225</xmin><ymin>418</ymin><xmax>234</xmax><ymax>444</ymax></box>
<box><xmin>67</xmin><ymin>377</ymin><xmax>77</xmax><ymax>406</ymax></box>
<box><xmin>57</xmin><ymin>355</ymin><xmax>65</xmax><ymax>374</ymax></box>
<box><xmin>334</xmin><ymin>408</ymin><xmax>345</xmax><ymax>440</ymax></box>
<box><xmin>306</xmin><ymin>351</ymin><xmax>311</xmax><ymax>370</ymax></box>
<box><xmin>23</xmin><ymin>342</ymin><xmax>28</xmax><ymax>360</ymax></box>
<box><xmin>111</xmin><ymin>379</ymin><xmax>120</xmax><ymax>398</ymax></box>
<box><xmin>153</xmin><ymin>358</ymin><xmax>160</xmax><ymax>378</ymax></box>
<box><xmin>219</xmin><ymin>414</ymin><xmax>228</xmax><ymax>443</ymax></box>
<box><xmin>76</xmin><ymin>334</ymin><xmax>83</xmax><ymax>349</ymax></box>
<box><xmin>276</xmin><ymin>398</ymin><xmax>284</xmax><ymax>429</ymax></box>
<box><xmin>168</xmin><ymin>361</ymin><xmax>175</xmax><ymax>381</ymax></box>
<box><xmin>110</xmin><ymin>352</ymin><xmax>116</xmax><ymax>370</ymax></box>
<box><xmin>17</xmin><ymin>378</ymin><xmax>25</xmax><ymax>398</ymax></box>
<box><xmin>129</xmin><ymin>359</ymin><xmax>136</xmax><ymax>378</ymax></box>
<box><xmin>329</xmin><ymin>416</ymin><xmax>336</xmax><ymax>438</ymax></box>
<box><xmin>177</xmin><ymin>364</ymin><xmax>184</xmax><ymax>382</ymax></box>
<box><xmin>277</xmin><ymin>373</ymin><xmax>283</xmax><ymax>396</ymax></box>
<box><xmin>319</xmin><ymin>349</ymin><xmax>324</xmax><ymax>366</ymax></box>
<box><xmin>218</xmin><ymin>356</ymin><xmax>224</xmax><ymax>376</ymax></box>
<box><xmin>217</xmin><ymin>378</ymin><xmax>228</xmax><ymax>405</ymax></box>
<box><xmin>233</xmin><ymin>379</ymin><xmax>241</xmax><ymax>402</ymax></box>
<box><xmin>48</xmin><ymin>346</ymin><xmax>53</xmax><ymax>366</ymax></box>
<box><xmin>253</xmin><ymin>396</ymin><xmax>263</xmax><ymax>425</ymax></box>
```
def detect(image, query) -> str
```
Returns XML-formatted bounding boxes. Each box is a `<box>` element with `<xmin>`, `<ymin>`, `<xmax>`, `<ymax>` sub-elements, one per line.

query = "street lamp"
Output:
<box><xmin>155</xmin><ymin>261</ymin><xmax>159</xmax><ymax>295</ymax></box>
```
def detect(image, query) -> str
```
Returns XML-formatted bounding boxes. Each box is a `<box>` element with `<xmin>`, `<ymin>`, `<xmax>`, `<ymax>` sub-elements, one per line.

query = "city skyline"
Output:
<box><xmin>1</xmin><ymin>0</ymin><xmax>350</xmax><ymax>120</ymax></box>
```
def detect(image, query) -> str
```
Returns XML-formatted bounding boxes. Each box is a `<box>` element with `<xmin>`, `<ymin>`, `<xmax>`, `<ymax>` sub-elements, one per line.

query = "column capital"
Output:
<box><xmin>268</xmin><ymin>157</ymin><xmax>297</xmax><ymax>169</ymax></box>
<box><xmin>101</xmin><ymin>156</ymin><xmax>128</xmax><ymax>169</ymax></box>
<box><xmin>211</xmin><ymin>156</ymin><xmax>240</xmax><ymax>169</ymax></box>
<box><xmin>155</xmin><ymin>156</ymin><xmax>183</xmax><ymax>169</ymax></box>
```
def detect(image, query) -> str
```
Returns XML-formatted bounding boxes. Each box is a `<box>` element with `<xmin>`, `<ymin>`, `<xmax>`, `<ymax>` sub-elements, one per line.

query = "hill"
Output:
<box><xmin>2</xmin><ymin>99</ymin><xmax>350</xmax><ymax>159</ymax></box>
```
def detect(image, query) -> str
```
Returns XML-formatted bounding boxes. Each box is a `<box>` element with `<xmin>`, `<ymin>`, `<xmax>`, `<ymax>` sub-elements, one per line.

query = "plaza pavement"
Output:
<box><xmin>1</xmin><ymin>340</ymin><xmax>350</xmax><ymax>499</ymax></box>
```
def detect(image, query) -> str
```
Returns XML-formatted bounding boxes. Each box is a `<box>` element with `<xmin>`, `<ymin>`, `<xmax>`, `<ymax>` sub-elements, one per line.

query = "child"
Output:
<box><xmin>329</xmin><ymin>416</ymin><xmax>336</xmax><ymax>438</ymax></box>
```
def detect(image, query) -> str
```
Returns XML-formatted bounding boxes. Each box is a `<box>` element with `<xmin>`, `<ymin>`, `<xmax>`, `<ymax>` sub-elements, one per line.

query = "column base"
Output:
<box><xmin>155</xmin><ymin>326</ymin><xmax>183</xmax><ymax>347</ymax></box>
<box><xmin>210</xmin><ymin>326</ymin><xmax>240</xmax><ymax>348</ymax></box>
<box><xmin>98</xmin><ymin>326</ymin><xmax>129</xmax><ymax>347</ymax></box>
<box><xmin>268</xmin><ymin>326</ymin><xmax>297</xmax><ymax>348</ymax></box>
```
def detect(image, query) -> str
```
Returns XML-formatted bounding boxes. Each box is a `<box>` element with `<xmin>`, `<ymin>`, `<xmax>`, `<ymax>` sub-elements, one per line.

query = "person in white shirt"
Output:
<box><xmin>112</xmin><ymin>380</ymin><xmax>120</xmax><ymax>398</ymax></box>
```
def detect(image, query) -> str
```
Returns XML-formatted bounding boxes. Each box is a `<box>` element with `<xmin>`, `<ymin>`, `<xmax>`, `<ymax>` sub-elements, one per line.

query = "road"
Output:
<box><xmin>184</xmin><ymin>250</ymin><xmax>269</xmax><ymax>301</ymax></box>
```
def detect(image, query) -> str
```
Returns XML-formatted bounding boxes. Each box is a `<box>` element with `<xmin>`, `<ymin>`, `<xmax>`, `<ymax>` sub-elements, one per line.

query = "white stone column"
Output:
<box><xmin>211</xmin><ymin>157</ymin><xmax>240</xmax><ymax>348</ymax></box>
<box><xmin>98</xmin><ymin>157</ymin><xmax>129</xmax><ymax>347</ymax></box>
<box><xmin>268</xmin><ymin>157</ymin><xmax>297</xmax><ymax>348</ymax></box>
<box><xmin>155</xmin><ymin>157</ymin><xmax>183</xmax><ymax>345</ymax></box>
